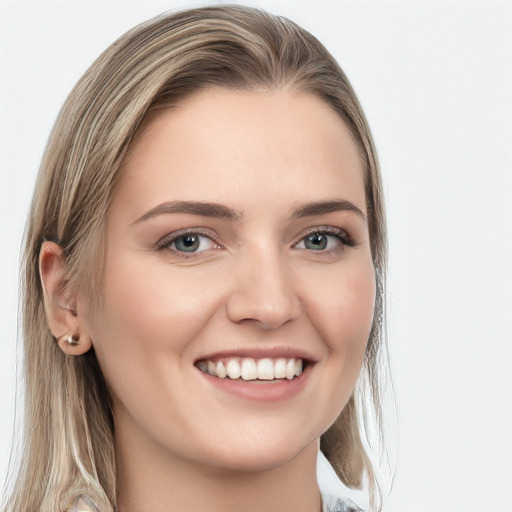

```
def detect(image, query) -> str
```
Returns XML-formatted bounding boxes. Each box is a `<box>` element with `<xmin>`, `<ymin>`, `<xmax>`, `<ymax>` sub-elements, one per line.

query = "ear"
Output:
<box><xmin>39</xmin><ymin>241</ymin><xmax>92</xmax><ymax>356</ymax></box>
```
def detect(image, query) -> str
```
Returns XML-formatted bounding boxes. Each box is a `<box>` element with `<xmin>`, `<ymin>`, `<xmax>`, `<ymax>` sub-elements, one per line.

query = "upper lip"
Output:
<box><xmin>194</xmin><ymin>346</ymin><xmax>319</xmax><ymax>364</ymax></box>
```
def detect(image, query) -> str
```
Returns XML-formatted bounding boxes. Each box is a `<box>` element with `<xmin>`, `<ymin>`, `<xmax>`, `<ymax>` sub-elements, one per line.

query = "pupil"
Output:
<box><xmin>307</xmin><ymin>233</ymin><xmax>327</xmax><ymax>250</ymax></box>
<box><xmin>177</xmin><ymin>235</ymin><xmax>199</xmax><ymax>251</ymax></box>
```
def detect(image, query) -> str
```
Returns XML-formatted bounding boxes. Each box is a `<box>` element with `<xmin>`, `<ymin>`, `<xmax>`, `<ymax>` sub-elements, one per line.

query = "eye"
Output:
<box><xmin>294</xmin><ymin>228</ymin><xmax>353</xmax><ymax>252</ymax></box>
<box><xmin>157</xmin><ymin>231</ymin><xmax>219</xmax><ymax>254</ymax></box>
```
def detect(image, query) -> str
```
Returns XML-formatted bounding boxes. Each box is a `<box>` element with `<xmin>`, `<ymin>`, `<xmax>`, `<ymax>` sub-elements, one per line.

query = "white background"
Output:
<box><xmin>1</xmin><ymin>1</ymin><xmax>511</xmax><ymax>511</ymax></box>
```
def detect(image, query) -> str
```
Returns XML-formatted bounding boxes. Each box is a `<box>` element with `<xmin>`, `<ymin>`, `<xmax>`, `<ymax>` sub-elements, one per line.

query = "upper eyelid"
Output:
<box><xmin>155</xmin><ymin>228</ymin><xmax>219</xmax><ymax>250</ymax></box>
<box><xmin>293</xmin><ymin>226</ymin><xmax>353</xmax><ymax>245</ymax></box>
<box><xmin>300</xmin><ymin>226</ymin><xmax>348</xmax><ymax>236</ymax></box>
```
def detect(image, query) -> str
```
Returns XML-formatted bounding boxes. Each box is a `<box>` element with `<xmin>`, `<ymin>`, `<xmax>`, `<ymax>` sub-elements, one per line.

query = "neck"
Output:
<box><xmin>115</xmin><ymin>431</ymin><xmax>322</xmax><ymax>512</ymax></box>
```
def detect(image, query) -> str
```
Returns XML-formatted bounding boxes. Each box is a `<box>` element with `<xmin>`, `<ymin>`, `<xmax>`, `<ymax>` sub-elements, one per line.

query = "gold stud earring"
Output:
<box><xmin>59</xmin><ymin>334</ymin><xmax>80</xmax><ymax>346</ymax></box>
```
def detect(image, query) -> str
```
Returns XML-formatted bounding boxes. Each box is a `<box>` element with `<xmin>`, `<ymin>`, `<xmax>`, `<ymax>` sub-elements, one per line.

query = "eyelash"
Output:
<box><xmin>156</xmin><ymin>229</ymin><xmax>221</xmax><ymax>256</ymax></box>
<box><xmin>156</xmin><ymin>226</ymin><xmax>354</xmax><ymax>257</ymax></box>
<box><xmin>293</xmin><ymin>226</ymin><xmax>355</xmax><ymax>252</ymax></box>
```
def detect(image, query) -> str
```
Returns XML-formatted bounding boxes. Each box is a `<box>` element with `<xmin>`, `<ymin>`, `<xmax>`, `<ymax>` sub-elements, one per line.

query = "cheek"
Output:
<box><xmin>95</xmin><ymin>253</ymin><xmax>220</xmax><ymax>338</ymax></box>
<box><xmin>308</xmin><ymin>259</ymin><xmax>376</xmax><ymax>400</ymax></box>
<box><xmin>81</xmin><ymin>255</ymin><xmax>225</xmax><ymax>392</ymax></box>
<box><xmin>308</xmin><ymin>260</ymin><xmax>376</xmax><ymax>356</ymax></box>
<box><xmin>294</xmin><ymin>259</ymin><xmax>376</xmax><ymax>437</ymax></box>
<box><xmin>337</xmin><ymin>270</ymin><xmax>375</xmax><ymax>354</ymax></box>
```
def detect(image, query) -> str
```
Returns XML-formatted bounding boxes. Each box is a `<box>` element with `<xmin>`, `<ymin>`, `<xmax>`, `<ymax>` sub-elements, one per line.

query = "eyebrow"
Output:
<box><xmin>133</xmin><ymin>201</ymin><xmax>242</xmax><ymax>224</ymax></box>
<box><xmin>133</xmin><ymin>198</ymin><xmax>365</xmax><ymax>224</ymax></box>
<box><xmin>291</xmin><ymin>200</ymin><xmax>366</xmax><ymax>221</ymax></box>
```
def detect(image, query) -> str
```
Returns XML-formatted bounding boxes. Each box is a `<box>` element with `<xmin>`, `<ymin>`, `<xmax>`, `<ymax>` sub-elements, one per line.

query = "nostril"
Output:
<box><xmin>226</xmin><ymin>292</ymin><xmax>302</xmax><ymax>329</ymax></box>
<box><xmin>225</xmin><ymin>254</ymin><xmax>302</xmax><ymax>328</ymax></box>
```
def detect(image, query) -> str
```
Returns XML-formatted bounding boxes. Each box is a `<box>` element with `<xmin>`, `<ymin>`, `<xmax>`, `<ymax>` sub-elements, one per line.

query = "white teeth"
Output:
<box><xmin>199</xmin><ymin>357</ymin><xmax>306</xmax><ymax>381</ymax></box>
<box><xmin>294</xmin><ymin>359</ymin><xmax>303</xmax><ymax>377</ymax></box>
<box><xmin>226</xmin><ymin>359</ymin><xmax>241</xmax><ymax>379</ymax></box>
<box><xmin>285</xmin><ymin>359</ymin><xmax>295</xmax><ymax>380</ymax></box>
<box><xmin>207</xmin><ymin>360</ymin><xmax>216</xmax><ymax>375</ymax></box>
<box><xmin>274</xmin><ymin>358</ymin><xmax>287</xmax><ymax>379</ymax></box>
<box><xmin>216</xmin><ymin>360</ymin><xmax>227</xmax><ymax>378</ymax></box>
<box><xmin>257</xmin><ymin>358</ymin><xmax>274</xmax><ymax>380</ymax></box>
<box><xmin>241</xmin><ymin>358</ymin><xmax>257</xmax><ymax>380</ymax></box>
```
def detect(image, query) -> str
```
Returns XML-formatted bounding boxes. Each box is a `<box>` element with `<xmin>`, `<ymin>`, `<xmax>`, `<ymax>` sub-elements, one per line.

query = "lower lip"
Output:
<box><xmin>197</xmin><ymin>364</ymin><xmax>313</xmax><ymax>403</ymax></box>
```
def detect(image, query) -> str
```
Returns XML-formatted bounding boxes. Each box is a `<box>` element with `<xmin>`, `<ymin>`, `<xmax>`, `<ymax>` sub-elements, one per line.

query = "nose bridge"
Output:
<box><xmin>226</xmin><ymin>242</ymin><xmax>301</xmax><ymax>329</ymax></box>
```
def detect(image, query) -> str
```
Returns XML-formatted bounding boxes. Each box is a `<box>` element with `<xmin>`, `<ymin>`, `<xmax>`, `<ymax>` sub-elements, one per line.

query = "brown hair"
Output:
<box><xmin>5</xmin><ymin>5</ymin><xmax>387</xmax><ymax>511</ymax></box>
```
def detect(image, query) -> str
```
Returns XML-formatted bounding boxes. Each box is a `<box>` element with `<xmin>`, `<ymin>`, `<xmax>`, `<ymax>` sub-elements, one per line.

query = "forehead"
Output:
<box><xmin>112</xmin><ymin>88</ymin><xmax>366</xmax><ymax>219</ymax></box>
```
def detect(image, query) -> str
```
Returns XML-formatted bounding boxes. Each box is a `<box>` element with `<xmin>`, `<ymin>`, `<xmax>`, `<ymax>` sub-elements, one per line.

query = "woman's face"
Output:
<box><xmin>79</xmin><ymin>88</ymin><xmax>375</xmax><ymax>473</ymax></box>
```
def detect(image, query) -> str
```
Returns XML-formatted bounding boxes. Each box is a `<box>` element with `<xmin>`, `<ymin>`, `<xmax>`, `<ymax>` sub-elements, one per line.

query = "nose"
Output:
<box><xmin>226</xmin><ymin>247</ymin><xmax>302</xmax><ymax>329</ymax></box>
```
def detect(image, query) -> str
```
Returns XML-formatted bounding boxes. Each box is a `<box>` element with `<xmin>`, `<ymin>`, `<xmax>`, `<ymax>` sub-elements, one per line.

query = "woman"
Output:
<box><xmin>4</xmin><ymin>5</ymin><xmax>387</xmax><ymax>512</ymax></box>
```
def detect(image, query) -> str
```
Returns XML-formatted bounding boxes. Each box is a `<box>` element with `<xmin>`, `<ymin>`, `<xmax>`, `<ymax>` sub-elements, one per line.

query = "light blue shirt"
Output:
<box><xmin>69</xmin><ymin>493</ymin><xmax>361</xmax><ymax>511</ymax></box>
<box><xmin>322</xmin><ymin>493</ymin><xmax>362</xmax><ymax>512</ymax></box>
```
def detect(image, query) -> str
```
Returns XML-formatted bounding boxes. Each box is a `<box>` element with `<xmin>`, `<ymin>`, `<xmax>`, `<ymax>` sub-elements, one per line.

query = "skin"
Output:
<box><xmin>41</xmin><ymin>88</ymin><xmax>375</xmax><ymax>512</ymax></box>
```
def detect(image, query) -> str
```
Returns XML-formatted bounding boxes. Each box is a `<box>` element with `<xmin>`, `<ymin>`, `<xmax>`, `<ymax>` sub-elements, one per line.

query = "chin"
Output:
<box><xmin>193</xmin><ymin>428</ymin><xmax>319</xmax><ymax>475</ymax></box>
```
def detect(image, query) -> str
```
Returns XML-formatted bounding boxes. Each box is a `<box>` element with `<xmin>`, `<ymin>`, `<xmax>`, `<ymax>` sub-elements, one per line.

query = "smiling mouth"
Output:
<box><xmin>196</xmin><ymin>357</ymin><xmax>306</xmax><ymax>381</ymax></box>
